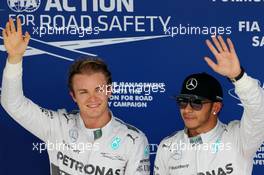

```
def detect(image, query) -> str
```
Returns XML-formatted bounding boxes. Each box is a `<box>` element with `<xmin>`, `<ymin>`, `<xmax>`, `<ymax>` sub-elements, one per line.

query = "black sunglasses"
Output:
<box><xmin>175</xmin><ymin>95</ymin><xmax>212</xmax><ymax>111</ymax></box>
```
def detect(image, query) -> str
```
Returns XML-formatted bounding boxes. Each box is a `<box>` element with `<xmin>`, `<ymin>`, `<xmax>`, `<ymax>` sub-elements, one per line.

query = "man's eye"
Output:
<box><xmin>79</xmin><ymin>91</ymin><xmax>87</xmax><ymax>94</ymax></box>
<box><xmin>96</xmin><ymin>87</ymin><xmax>104</xmax><ymax>93</ymax></box>
<box><xmin>193</xmin><ymin>100</ymin><xmax>202</xmax><ymax>104</ymax></box>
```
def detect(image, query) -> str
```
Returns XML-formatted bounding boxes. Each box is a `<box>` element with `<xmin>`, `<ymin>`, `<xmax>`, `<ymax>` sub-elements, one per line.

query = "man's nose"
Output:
<box><xmin>184</xmin><ymin>103</ymin><xmax>193</xmax><ymax>112</ymax></box>
<box><xmin>88</xmin><ymin>93</ymin><xmax>99</xmax><ymax>101</ymax></box>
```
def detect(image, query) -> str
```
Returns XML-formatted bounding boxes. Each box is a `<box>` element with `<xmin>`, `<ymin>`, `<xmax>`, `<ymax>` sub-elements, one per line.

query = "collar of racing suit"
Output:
<box><xmin>183</xmin><ymin>120</ymin><xmax>225</xmax><ymax>145</ymax></box>
<box><xmin>76</xmin><ymin>111</ymin><xmax>115</xmax><ymax>142</ymax></box>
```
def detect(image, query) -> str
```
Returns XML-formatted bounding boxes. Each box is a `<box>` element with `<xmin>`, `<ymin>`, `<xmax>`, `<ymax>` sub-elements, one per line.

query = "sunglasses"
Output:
<box><xmin>175</xmin><ymin>95</ymin><xmax>212</xmax><ymax>111</ymax></box>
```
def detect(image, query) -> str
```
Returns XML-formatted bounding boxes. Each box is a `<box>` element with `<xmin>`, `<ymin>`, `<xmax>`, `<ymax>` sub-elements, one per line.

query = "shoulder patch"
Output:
<box><xmin>115</xmin><ymin>118</ymin><xmax>140</xmax><ymax>133</ymax></box>
<box><xmin>67</xmin><ymin>110</ymin><xmax>79</xmax><ymax>115</ymax></box>
<box><xmin>40</xmin><ymin>107</ymin><xmax>54</xmax><ymax>119</ymax></box>
<box><xmin>164</xmin><ymin>130</ymin><xmax>179</xmax><ymax>140</ymax></box>
<box><xmin>162</xmin><ymin>141</ymin><xmax>173</xmax><ymax>149</ymax></box>
<box><xmin>62</xmin><ymin>110</ymin><xmax>79</xmax><ymax>124</ymax></box>
<box><xmin>126</xmin><ymin>124</ymin><xmax>140</xmax><ymax>133</ymax></box>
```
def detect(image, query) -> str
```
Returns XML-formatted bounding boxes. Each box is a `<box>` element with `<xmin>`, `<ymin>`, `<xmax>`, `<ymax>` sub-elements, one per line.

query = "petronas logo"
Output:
<box><xmin>111</xmin><ymin>136</ymin><xmax>121</xmax><ymax>150</ymax></box>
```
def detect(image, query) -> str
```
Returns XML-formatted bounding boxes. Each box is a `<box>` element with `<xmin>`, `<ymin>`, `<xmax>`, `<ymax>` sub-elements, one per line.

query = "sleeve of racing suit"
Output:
<box><xmin>234</xmin><ymin>73</ymin><xmax>264</xmax><ymax>157</ymax></box>
<box><xmin>1</xmin><ymin>60</ymin><xmax>56</xmax><ymax>142</ymax></box>
<box><xmin>125</xmin><ymin>134</ymin><xmax>150</xmax><ymax>175</ymax></box>
<box><xmin>154</xmin><ymin>140</ymin><xmax>168</xmax><ymax>175</ymax></box>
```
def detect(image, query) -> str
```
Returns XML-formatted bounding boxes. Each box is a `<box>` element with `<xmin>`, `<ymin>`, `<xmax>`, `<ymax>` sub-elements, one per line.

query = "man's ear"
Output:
<box><xmin>212</xmin><ymin>102</ymin><xmax>222</xmax><ymax>115</ymax></box>
<box><xmin>70</xmin><ymin>91</ymin><xmax>77</xmax><ymax>103</ymax></box>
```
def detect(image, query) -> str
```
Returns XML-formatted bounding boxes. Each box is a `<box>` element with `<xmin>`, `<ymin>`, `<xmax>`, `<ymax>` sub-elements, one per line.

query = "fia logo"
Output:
<box><xmin>7</xmin><ymin>0</ymin><xmax>41</xmax><ymax>12</ymax></box>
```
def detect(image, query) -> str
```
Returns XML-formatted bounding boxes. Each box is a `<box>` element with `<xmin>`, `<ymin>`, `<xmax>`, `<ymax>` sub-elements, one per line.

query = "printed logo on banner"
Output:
<box><xmin>0</xmin><ymin>1</ymin><xmax>171</xmax><ymax>108</ymax></box>
<box><xmin>238</xmin><ymin>21</ymin><xmax>264</xmax><ymax>47</ymax></box>
<box><xmin>254</xmin><ymin>143</ymin><xmax>264</xmax><ymax>166</ymax></box>
<box><xmin>108</xmin><ymin>81</ymin><xmax>166</xmax><ymax>108</ymax></box>
<box><xmin>228</xmin><ymin>81</ymin><xmax>264</xmax><ymax>106</ymax></box>
<box><xmin>0</xmin><ymin>0</ymin><xmax>236</xmax><ymax>61</ymax></box>
<box><xmin>0</xmin><ymin>0</ymin><xmax>172</xmax><ymax>61</ymax></box>
<box><xmin>149</xmin><ymin>143</ymin><xmax>158</xmax><ymax>155</ymax></box>
<box><xmin>211</xmin><ymin>0</ymin><xmax>264</xmax><ymax>3</ymax></box>
<box><xmin>7</xmin><ymin>0</ymin><xmax>41</xmax><ymax>12</ymax></box>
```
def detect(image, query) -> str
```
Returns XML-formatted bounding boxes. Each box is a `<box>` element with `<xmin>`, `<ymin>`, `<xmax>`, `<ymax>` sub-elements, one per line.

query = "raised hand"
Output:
<box><xmin>204</xmin><ymin>36</ymin><xmax>241</xmax><ymax>79</ymax></box>
<box><xmin>2</xmin><ymin>17</ymin><xmax>30</xmax><ymax>64</ymax></box>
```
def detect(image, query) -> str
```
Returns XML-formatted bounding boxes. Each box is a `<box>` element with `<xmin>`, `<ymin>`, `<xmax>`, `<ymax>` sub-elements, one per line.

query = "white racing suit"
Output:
<box><xmin>154</xmin><ymin>73</ymin><xmax>264</xmax><ymax>175</ymax></box>
<box><xmin>1</xmin><ymin>61</ymin><xmax>150</xmax><ymax>175</ymax></box>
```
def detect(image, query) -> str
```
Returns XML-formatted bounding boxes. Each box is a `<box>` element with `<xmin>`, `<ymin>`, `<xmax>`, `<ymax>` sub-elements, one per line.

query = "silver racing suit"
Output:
<box><xmin>1</xmin><ymin>61</ymin><xmax>150</xmax><ymax>175</ymax></box>
<box><xmin>154</xmin><ymin>73</ymin><xmax>264</xmax><ymax>175</ymax></box>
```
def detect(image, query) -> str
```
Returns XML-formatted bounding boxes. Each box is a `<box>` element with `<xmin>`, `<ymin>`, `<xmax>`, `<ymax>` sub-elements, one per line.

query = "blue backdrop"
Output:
<box><xmin>1</xmin><ymin>0</ymin><xmax>264</xmax><ymax>174</ymax></box>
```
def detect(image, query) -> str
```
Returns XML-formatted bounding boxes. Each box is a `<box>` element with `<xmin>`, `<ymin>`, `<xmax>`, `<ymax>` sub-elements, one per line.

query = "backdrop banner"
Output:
<box><xmin>0</xmin><ymin>0</ymin><xmax>264</xmax><ymax>174</ymax></box>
